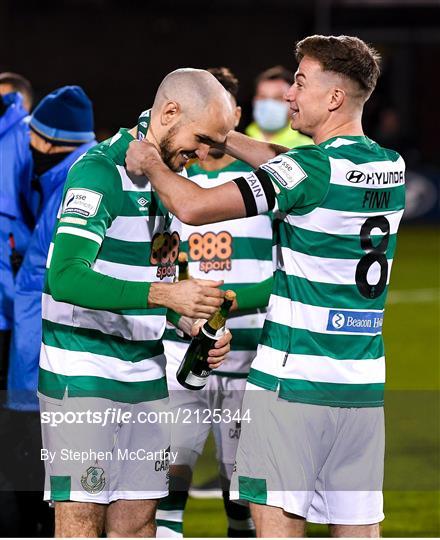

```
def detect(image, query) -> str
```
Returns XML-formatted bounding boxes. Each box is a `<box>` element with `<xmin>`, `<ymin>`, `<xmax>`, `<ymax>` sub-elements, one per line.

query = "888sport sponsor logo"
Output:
<box><xmin>150</xmin><ymin>232</ymin><xmax>180</xmax><ymax>279</ymax></box>
<box><xmin>188</xmin><ymin>231</ymin><xmax>233</xmax><ymax>273</ymax></box>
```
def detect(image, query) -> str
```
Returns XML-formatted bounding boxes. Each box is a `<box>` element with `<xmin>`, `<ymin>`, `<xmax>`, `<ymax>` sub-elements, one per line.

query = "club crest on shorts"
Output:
<box><xmin>81</xmin><ymin>466</ymin><xmax>106</xmax><ymax>494</ymax></box>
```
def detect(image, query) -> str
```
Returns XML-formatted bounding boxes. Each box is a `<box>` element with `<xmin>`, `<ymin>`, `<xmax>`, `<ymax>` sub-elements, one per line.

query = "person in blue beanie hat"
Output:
<box><xmin>0</xmin><ymin>87</ymin><xmax>33</xmax><ymax>390</ymax></box>
<box><xmin>8</xmin><ymin>85</ymin><xmax>96</xmax><ymax>411</ymax></box>
<box><xmin>0</xmin><ymin>86</ymin><xmax>95</xmax><ymax>536</ymax></box>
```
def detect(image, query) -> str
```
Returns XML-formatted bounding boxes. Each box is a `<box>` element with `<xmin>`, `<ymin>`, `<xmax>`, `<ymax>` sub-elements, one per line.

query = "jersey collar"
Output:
<box><xmin>137</xmin><ymin>109</ymin><xmax>151</xmax><ymax>140</ymax></box>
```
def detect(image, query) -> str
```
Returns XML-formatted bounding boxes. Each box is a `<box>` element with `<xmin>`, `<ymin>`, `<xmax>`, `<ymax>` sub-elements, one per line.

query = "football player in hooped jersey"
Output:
<box><xmin>158</xmin><ymin>68</ymin><xmax>272</xmax><ymax>538</ymax></box>
<box><xmin>38</xmin><ymin>70</ymin><xmax>235</xmax><ymax>537</ymax></box>
<box><xmin>126</xmin><ymin>36</ymin><xmax>406</xmax><ymax>538</ymax></box>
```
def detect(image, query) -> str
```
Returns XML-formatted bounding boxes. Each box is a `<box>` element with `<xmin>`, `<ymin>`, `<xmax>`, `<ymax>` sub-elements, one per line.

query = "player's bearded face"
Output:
<box><xmin>159</xmin><ymin>122</ymin><xmax>199</xmax><ymax>173</ymax></box>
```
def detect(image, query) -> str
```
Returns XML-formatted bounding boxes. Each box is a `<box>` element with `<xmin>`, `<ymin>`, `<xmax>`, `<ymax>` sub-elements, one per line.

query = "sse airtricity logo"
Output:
<box><xmin>331</xmin><ymin>312</ymin><xmax>345</xmax><ymax>329</ymax></box>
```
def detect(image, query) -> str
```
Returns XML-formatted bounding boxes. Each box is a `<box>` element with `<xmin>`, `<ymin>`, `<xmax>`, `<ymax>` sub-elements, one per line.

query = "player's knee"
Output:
<box><xmin>55</xmin><ymin>501</ymin><xmax>105</xmax><ymax>537</ymax></box>
<box><xmin>107</xmin><ymin>513</ymin><xmax>156</xmax><ymax>537</ymax></box>
<box><xmin>106</xmin><ymin>499</ymin><xmax>157</xmax><ymax>537</ymax></box>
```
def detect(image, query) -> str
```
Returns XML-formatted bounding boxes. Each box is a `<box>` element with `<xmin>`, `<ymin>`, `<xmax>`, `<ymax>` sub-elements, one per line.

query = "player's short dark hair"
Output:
<box><xmin>295</xmin><ymin>35</ymin><xmax>381</xmax><ymax>99</ymax></box>
<box><xmin>255</xmin><ymin>65</ymin><xmax>295</xmax><ymax>88</ymax></box>
<box><xmin>0</xmin><ymin>72</ymin><xmax>33</xmax><ymax>106</ymax></box>
<box><xmin>207</xmin><ymin>67</ymin><xmax>239</xmax><ymax>101</ymax></box>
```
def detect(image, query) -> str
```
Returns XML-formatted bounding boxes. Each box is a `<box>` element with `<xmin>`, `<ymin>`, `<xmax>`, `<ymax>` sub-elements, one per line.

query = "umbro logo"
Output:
<box><xmin>137</xmin><ymin>197</ymin><xmax>149</xmax><ymax>211</ymax></box>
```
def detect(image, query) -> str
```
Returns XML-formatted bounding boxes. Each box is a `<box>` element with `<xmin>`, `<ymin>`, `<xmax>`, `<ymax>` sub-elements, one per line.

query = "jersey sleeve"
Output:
<box><xmin>54</xmin><ymin>155</ymin><xmax>122</xmax><ymax>248</ymax></box>
<box><xmin>48</xmin><ymin>234</ymin><xmax>151</xmax><ymax>310</ymax></box>
<box><xmin>232</xmin><ymin>146</ymin><xmax>330</xmax><ymax>216</ymax></box>
<box><xmin>48</xmin><ymin>155</ymin><xmax>151</xmax><ymax>310</ymax></box>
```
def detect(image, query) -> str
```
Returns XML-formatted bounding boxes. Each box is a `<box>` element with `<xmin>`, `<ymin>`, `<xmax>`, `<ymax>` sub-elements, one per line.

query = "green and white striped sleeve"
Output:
<box><xmin>48</xmin><ymin>155</ymin><xmax>151</xmax><ymax>310</ymax></box>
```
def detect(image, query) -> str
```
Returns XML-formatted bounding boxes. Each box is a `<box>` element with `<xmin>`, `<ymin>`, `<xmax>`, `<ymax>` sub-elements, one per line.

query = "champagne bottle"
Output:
<box><xmin>176</xmin><ymin>290</ymin><xmax>236</xmax><ymax>390</ymax></box>
<box><xmin>177</xmin><ymin>251</ymin><xmax>190</xmax><ymax>281</ymax></box>
<box><xmin>175</xmin><ymin>252</ymin><xmax>191</xmax><ymax>341</ymax></box>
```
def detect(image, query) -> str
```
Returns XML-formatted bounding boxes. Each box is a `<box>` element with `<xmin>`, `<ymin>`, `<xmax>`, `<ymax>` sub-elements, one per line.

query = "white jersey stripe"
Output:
<box><xmin>40</xmin><ymin>343</ymin><xmax>166</xmax><ymax>382</ymax></box>
<box><xmin>42</xmin><ymin>294</ymin><xmax>165</xmax><ymax>341</ymax></box>
<box><xmin>266</xmin><ymin>295</ymin><xmax>384</xmax><ymax>336</ymax></box>
<box><xmin>57</xmin><ymin>226</ymin><xmax>103</xmax><ymax>246</ymax></box>
<box><xmin>92</xmin><ymin>259</ymin><xmax>169</xmax><ymax>282</ymax></box>
<box><xmin>329</xmin><ymin>156</ymin><xmax>405</xmax><ymax>189</ymax></box>
<box><xmin>284</xmin><ymin>208</ymin><xmax>404</xmax><ymax>236</ymax></box>
<box><xmin>106</xmin><ymin>215</ymin><xmax>167</xmax><ymax>242</ymax></box>
<box><xmin>279</xmin><ymin>246</ymin><xmax>394</xmax><ymax>286</ymax></box>
<box><xmin>227</xmin><ymin>312</ymin><xmax>268</xmax><ymax>330</ymax></box>
<box><xmin>187</xmin><ymin>259</ymin><xmax>273</xmax><ymax>284</ymax></box>
<box><xmin>252</xmin><ymin>346</ymin><xmax>385</xmax><ymax>384</ymax></box>
<box><xmin>117</xmin><ymin>165</ymin><xmax>152</xmax><ymax>192</ymax></box>
<box><xmin>46</xmin><ymin>243</ymin><xmax>54</xmax><ymax>269</ymax></box>
<box><xmin>177</xmin><ymin>214</ymin><xmax>273</xmax><ymax>240</ymax></box>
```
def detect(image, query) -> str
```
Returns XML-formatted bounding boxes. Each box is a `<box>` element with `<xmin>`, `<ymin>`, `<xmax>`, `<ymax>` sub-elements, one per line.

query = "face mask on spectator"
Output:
<box><xmin>30</xmin><ymin>145</ymin><xmax>71</xmax><ymax>177</ymax></box>
<box><xmin>253</xmin><ymin>99</ymin><xmax>289</xmax><ymax>132</ymax></box>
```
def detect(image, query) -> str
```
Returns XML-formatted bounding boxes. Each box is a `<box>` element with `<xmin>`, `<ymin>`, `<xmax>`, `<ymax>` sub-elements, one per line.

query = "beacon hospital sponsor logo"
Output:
<box><xmin>327</xmin><ymin>309</ymin><xmax>384</xmax><ymax>334</ymax></box>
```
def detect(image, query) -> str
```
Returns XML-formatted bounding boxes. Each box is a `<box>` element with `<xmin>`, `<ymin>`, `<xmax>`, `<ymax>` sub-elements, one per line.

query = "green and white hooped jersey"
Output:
<box><xmin>164</xmin><ymin>160</ymin><xmax>273</xmax><ymax>376</ymax></box>
<box><xmin>39</xmin><ymin>127</ymin><xmax>181</xmax><ymax>404</ymax></box>
<box><xmin>232</xmin><ymin>136</ymin><xmax>405</xmax><ymax>407</ymax></box>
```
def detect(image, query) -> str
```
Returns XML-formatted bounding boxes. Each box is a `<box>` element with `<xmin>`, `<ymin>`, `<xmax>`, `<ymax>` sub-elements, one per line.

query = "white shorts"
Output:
<box><xmin>40</xmin><ymin>395</ymin><xmax>171</xmax><ymax>504</ymax></box>
<box><xmin>165</xmin><ymin>340</ymin><xmax>247</xmax><ymax>475</ymax></box>
<box><xmin>230</xmin><ymin>383</ymin><xmax>385</xmax><ymax>525</ymax></box>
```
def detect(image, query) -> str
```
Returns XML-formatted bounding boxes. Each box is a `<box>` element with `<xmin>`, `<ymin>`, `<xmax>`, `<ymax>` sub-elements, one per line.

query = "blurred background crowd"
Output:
<box><xmin>2</xmin><ymin>0</ymin><xmax>439</xmax><ymax>215</ymax></box>
<box><xmin>0</xmin><ymin>0</ymin><xmax>438</xmax><ymax>537</ymax></box>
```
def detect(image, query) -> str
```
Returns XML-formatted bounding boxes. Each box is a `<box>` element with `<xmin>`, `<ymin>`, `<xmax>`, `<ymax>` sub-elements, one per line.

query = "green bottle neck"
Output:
<box><xmin>205</xmin><ymin>299</ymin><xmax>233</xmax><ymax>333</ymax></box>
<box><xmin>178</xmin><ymin>261</ymin><xmax>189</xmax><ymax>281</ymax></box>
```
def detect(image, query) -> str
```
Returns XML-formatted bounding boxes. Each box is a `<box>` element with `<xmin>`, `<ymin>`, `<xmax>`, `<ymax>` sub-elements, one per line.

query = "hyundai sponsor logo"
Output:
<box><xmin>345</xmin><ymin>169</ymin><xmax>404</xmax><ymax>185</ymax></box>
<box><xmin>346</xmin><ymin>170</ymin><xmax>366</xmax><ymax>183</ymax></box>
<box><xmin>327</xmin><ymin>309</ymin><xmax>384</xmax><ymax>334</ymax></box>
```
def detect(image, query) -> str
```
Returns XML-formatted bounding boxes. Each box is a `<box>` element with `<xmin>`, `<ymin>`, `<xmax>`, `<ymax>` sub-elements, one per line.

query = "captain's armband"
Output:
<box><xmin>232</xmin><ymin>170</ymin><xmax>276</xmax><ymax>217</ymax></box>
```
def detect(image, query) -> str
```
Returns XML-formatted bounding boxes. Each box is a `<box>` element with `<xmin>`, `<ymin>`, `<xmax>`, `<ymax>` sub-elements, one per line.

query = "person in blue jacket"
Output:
<box><xmin>0</xmin><ymin>86</ymin><xmax>95</xmax><ymax>536</ymax></box>
<box><xmin>8</xmin><ymin>85</ymin><xmax>96</xmax><ymax>411</ymax></box>
<box><xmin>0</xmin><ymin>72</ymin><xmax>34</xmax><ymax>113</ymax></box>
<box><xmin>0</xmin><ymin>90</ymin><xmax>33</xmax><ymax>387</ymax></box>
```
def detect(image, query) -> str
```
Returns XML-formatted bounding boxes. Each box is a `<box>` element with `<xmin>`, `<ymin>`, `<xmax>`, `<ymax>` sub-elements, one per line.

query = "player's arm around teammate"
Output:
<box><xmin>49</xmin><ymin>232</ymin><xmax>228</xmax><ymax>320</ymax></box>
